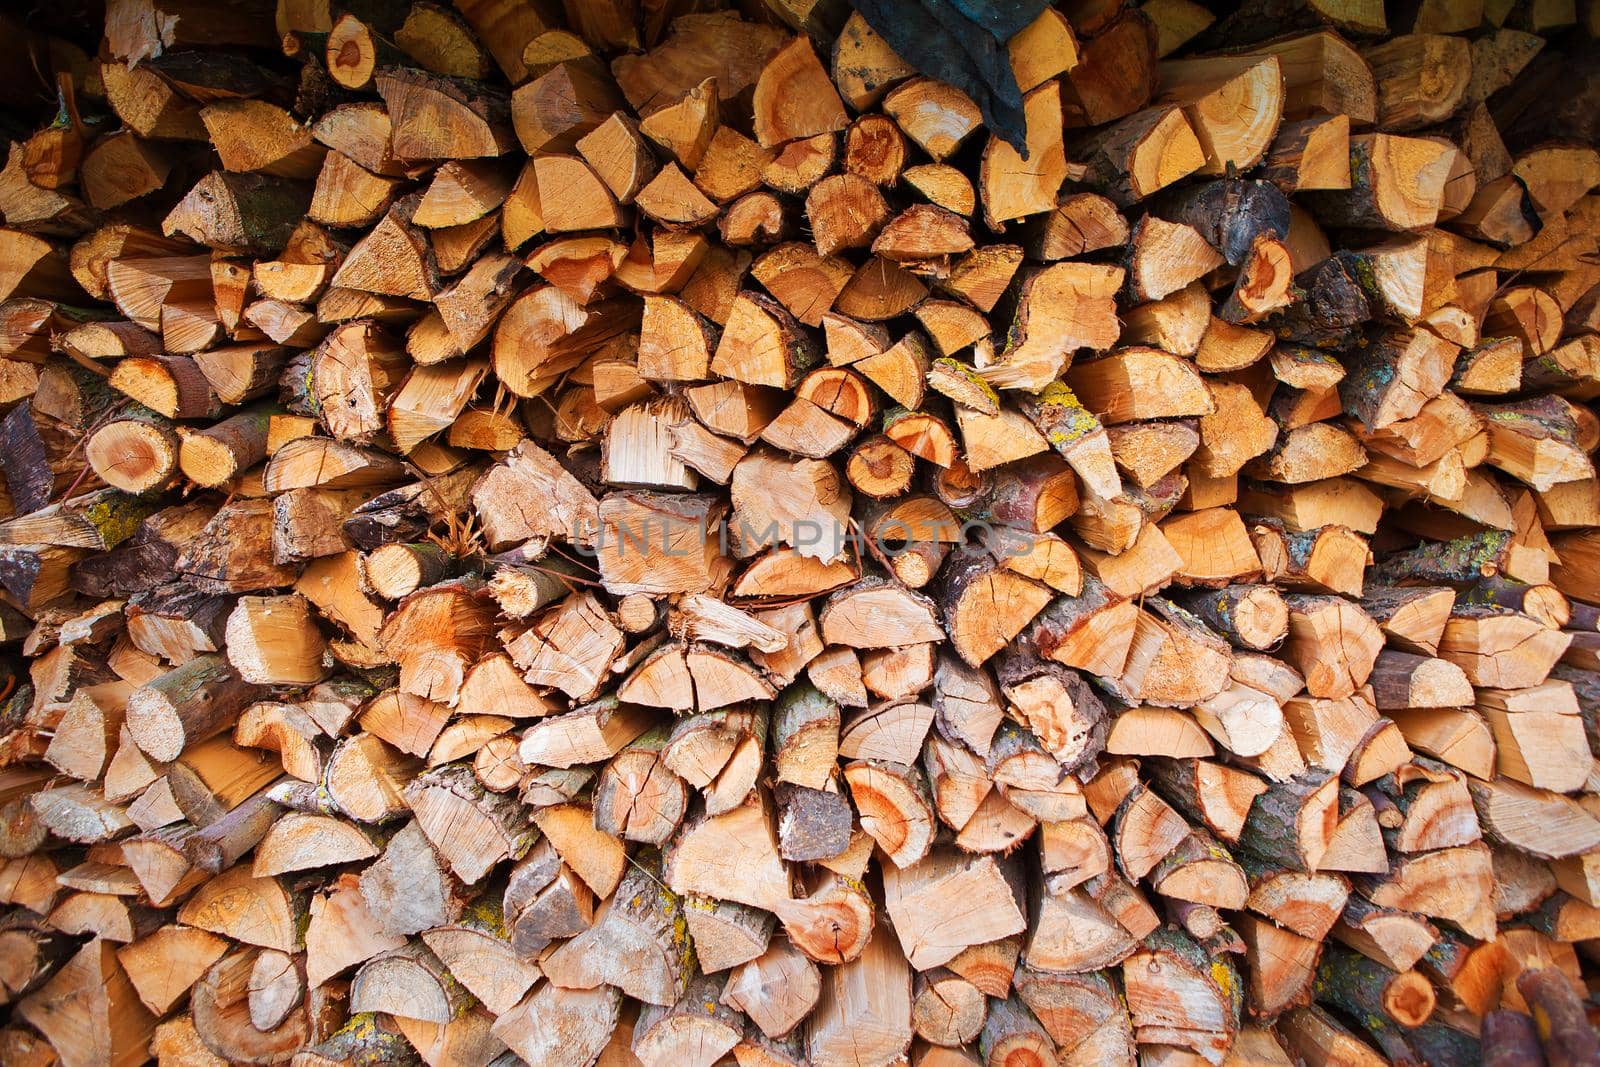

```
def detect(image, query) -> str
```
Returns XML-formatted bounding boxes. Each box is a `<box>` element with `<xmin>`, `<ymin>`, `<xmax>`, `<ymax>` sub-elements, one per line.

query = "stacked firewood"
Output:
<box><xmin>3</xmin><ymin>0</ymin><xmax>1600</xmax><ymax>1064</ymax></box>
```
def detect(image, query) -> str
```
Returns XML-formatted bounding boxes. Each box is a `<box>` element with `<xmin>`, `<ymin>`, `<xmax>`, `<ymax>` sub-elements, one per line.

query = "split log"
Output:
<box><xmin>0</xmin><ymin>7</ymin><xmax>1597</xmax><ymax>1067</ymax></box>
<box><xmin>541</xmin><ymin>848</ymin><xmax>692</xmax><ymax>1006</ymax></box>
<box><xmin>806</xmin><ymin>923</ymin><xmax>912</xmax><ymax>1067</ymax></box>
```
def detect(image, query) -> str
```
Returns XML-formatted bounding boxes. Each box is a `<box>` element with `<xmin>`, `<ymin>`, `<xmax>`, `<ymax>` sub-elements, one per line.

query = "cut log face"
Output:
<box><xmin>883</xmin><ymin>850</ymin><xmax>1026</xmax><ymax>970</ymax></box>
<box><xmin>8</xmin><ymin>5</ymin><xmax>1600</xmax><ymax>1067</ymax></box>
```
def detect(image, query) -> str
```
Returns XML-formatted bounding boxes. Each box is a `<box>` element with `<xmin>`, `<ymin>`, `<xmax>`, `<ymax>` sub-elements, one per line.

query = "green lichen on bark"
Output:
<box><xmin>1474</xmin><ymin>394</ymin><xmax>1581</xmax><ymax>445</ymax></box>
<box><xmin>1015</xmin><ymin>380</ymin><xmax>1105</xmax><ymax>466</ymax></box>
<box><xmin>78</xmin><ymin>490</ymin><xmax>160</xmax><ymax>549</ymax></box>
<box><xmin>457</xmin><ymin>893</ymin><xmax>511</xmax><ymax>939</ymax></box>
<box><xmin>1373</xmin><ymin>529</ymin><xmax>1511</xmax><ymax>585</ymax></box>
<box><xmin>1314</xmin><ymin>944</ymin><xmax>1431</xmax><ymax>1059</ymax></box>
<box><xmin>1136</xmin><ymin>926</ymin><xmax>1244</xmax><ymax>1035</ymax></box>
<box><xmin>628</xmin><ymin>847</ymin><xmax>697</xmax><ymax>991</ymax></box>
<box><xmin>930</xmin><ymin>356</ymin><xmax>1000</xmax><ymax>413</ymax></box>
<box><xmin>301</xmin><ymin>1012</ymin><xmax>421</xmax><ymax>1066</ymax></box>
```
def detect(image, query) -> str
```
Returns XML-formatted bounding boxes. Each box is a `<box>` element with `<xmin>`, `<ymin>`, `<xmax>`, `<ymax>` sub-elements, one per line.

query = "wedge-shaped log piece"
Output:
<box><xmin>821</xmin><ymin>579</ymin><xmax>943</xmax><ymax>648</ymax></box>
<box><xmin>350</xmin><ymin>941</ymin><xmax>469</xmax><ymax>1024</ymax></box>
<box><xmin>882</xmin><ymin>850</ymin><xmax>1026</xmax><ymax>971</ymax></box>
<box><xmin>752</xmin><ymin>37</ymin><xmax>847</xmax><ymax>149</ymax></box>
<box><xmin>1357</xmin><ymin>841</ymin><xmax>1496</xmax><ymax>940</ymax></box>
<box><xmin>1262</xmin><ymin>114</ymin><xmax>1351</xmax><ymax>192</ymax></box>
<box><xmin>983</xmin><ymin>264</ymin><xmax>1122</xmax><ymax>393</ymax></box>
<box><xmin>1304</xmin><ymin>133</ymin><xmax>1455</xmax><ymax>231</ymax></box>
<box><xmin>380</xmin><ymin>580</ymin><xmax>497</xmax><ymax>707</ymax></box>
<box><xmin>376</xmin><ymin>68</ymin><xmax>514</xmax><ymax>160</ymax></box>
<box><xmin>1107</xmin><ymin>600</ymin><xmax>1233</xmax><ymax>708</ymax></box>
<box><xmin>1078</xmin><ymin>106</ymin><xmax>1204</xmax><ymax>205</ymax></box>
<box><xmin>116</xmin><ymin>925</ymin><xmax>228</xmax><ymax>1017</ymax></box>
<box><xmin>1332</xmin><ymin>895</ymin><xmax>1436</xmax><ymax>973</ymax></box>
<box><xmin>1067</xmin><ymin>347</ymin><xmax>1214</xmax><ymax>425</ymax></box>
<box><xmin>162</xmin><ymin>171</ymin><xmax>309</xmax><ymax>255</ymax></box>
<box><xmin>512</xmin><ymin>61</ymin><xmax>623</xmax><ymax>154</ymax></box>
<box><xmin>1368</xmin><ymin>650</ymin><xmax>1472</xmax><ymax>710</ymax></box>
<box><xmin>1283</xmin><ymin>594</ymin><xmax>1383</xmax><ymax>700</ymax></box>
<box><xmin>18</xmin><ymin>939</ymin><xmax>155</xmax><ymax>1067</ymax></box>
<box><xmin>1159</xmin><ymin>56</ymin><xmax>1284</xmax><ymax>175</ymax></box>
<box><xmin>493</xmin><ymin>288</ymin><xmax>639</xmax><ymax>398</ymax></box>
<box><xmin>404</xmin><ymin>762</ymin><xmax>535</xmax><ymax>884</ymax></box>
<box><xmin>541</xmin><ymin>848</ymin><xmax>692</xmax><ymax>1007</ymax></box>
<box><xmin>1468</xmin><ymin>777</ymin><xmax>1600</xmax><ymax>860</ymax></box>
<box><xmin>845</xmin><ymin>760</ymin><xmax>935</xmax><ymax>868</ymax></box>
<box><xmin>1365</xmin><ymin>33</ymin><xmax>1470</xmax><ymax>130</ymax></box>
<box><xmin>980</xmin><ymin>81</ymin><xmax>1070</xmax><ymax>230</ymax></box>
<box><xmin>634</xmin><ymin>971</ymin><xmax>744</xmax><ymax>1067</ymax></box>
<box><xmin>491</xmin><ymin>982</ymin><xmax>622</xmax><ymax>1067</ymax></box>
<box><xmin>938</xmin><ymin>544</ymin><xmax>1053</xmax><ymax>668</ymax></box>
<box><xmin>1125</xmin><ymin>215</ymin><xmax>1225</xmax><ymax>302</ymax></box>
<box><xmin>597</xmin><ymin>490</ymin><xmax>726</xmax><ymax>596</ymax></box>
<box><xmin>995</xmin><ymin>650</ymin><xmax>1107</xmax><ymax>772</ymax></box>
<box><xmin>639</xmin><ymin>76</ymin><xmax>718</xmax><ymax>169</ymax></box>
<box><xmin>726</xmin><ymin>940</ymin><xmax>825</xmax><ymax>1043</ymax></box>
<box><xmin>711</xmin><ymin>291</ymin><xmax>818</xmax><ymax>389</ymax></box>
<box><xmin>472</xmin><ymin>439</ymin><xmax>601</xmax><ymax>551</ymax></box>
<box><xmin>1238</xmin><ymin>771</ymin><xmax>1340</xmax><ymax>873</ymax></box>
<box><xmin>682</xmin><ymin>894</ymin><xmax>773</xmax><ymax>975</ymax></box>
<box><xmin>1122</xmin><ymin>927</ymin><xmax>1242</xmax><ymax>1060</ymax></box>
<box><xmin>253</xmin><ymin>812</ymin><xmax>378</xmax><ymax>877</ymax></box>
<box><xmin>224</xmin><ymin>595</ymin><xmax>328</xmax><ymax>687</ymax></box>
<box><xmin>666</xmin><ymin>793</ymin><xmax>790</xmax><ymax>910</ymax></box>
<box><xmin>1342</xmin><ymin>327</ymin><xmax>1459</xmax><ymax>432</ymax></box>
<box><xmin>532</xmin><ymin>802</ymin><xmax>627</xmax><ymax>900</ymax></box>
<box><xmin>1473</xmin><ymin>395</ymin><xmax>1595</xmax><ymax>492</ymax></box>
<box><xmin>1476</xmin><ymin>681</ymin><xmax>1591</xmax><ymax>793</ymax></box>
<box><xmin>1437</xmin><ymin>605</ymin><xmax>1571</xmax><ymax>688</ymax></box>
<box><xmin>262</xmin><ymin>437</ymin><xmax>406</xmax><ymax>493</ymax></box>
<box><xmin>910</xmin><ymin>968</ymin><xmax>985</xmax><ymax>1047</ymax></box>
<box><xmin>501</xmin><ymin>836</ymin><xmax>596</xmax><ymax>958</ymax></box>
<box><xmin>1360</xmin><ymin>585</ymin><xmax>1455</xmax><ymax>655</ymax></box>
<box><xmin>519</xmin><ymin>696</ymin><xmax>655</xmax><ymax>769</ymax></box>
<box><xmin>505</xmin><ymin>591</ymin><xmax>625</xmax><ymax>702</ymax></box>
<box><xmin>770</xmin><ymin>866</ymin><xmax>874</xmax><ymax>966</ymax></box>
<box><xmin>177</xmin><ymin>865</ymin><xmax>304</xmax><ymax>953</ymax></box>
<box><xmin>883</xmin><ymin>78</ymin><xmax>981</xmax><ymax>162</ymax></box>
<box><xmin>806</xmin><ymin>922</ymin><xmax>913</xmax><ymax>1067</ymax></box>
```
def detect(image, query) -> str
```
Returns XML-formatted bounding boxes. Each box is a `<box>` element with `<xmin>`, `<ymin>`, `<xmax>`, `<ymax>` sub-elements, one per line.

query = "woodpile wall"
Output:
<box><xmin>1</xmin><ymin>0</ymin><xmax>1600</xmax><ymax>1064</ymax></box>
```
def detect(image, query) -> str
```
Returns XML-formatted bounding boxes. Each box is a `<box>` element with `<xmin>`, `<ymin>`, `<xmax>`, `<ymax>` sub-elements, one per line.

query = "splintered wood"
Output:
<box><xmin>3</xmin><ymin>0</ymin><xmax>1600</xmax><ymax>1065</ymax></box>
